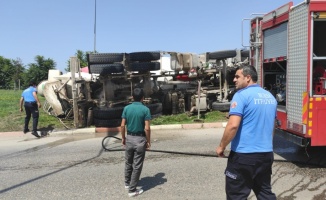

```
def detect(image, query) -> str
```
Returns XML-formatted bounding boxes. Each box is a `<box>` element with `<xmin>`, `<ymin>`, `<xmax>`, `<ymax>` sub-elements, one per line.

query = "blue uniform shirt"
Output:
<box><xmin>21</xmin><ymin>86</ymin><xmax>37</xmax><ymax>102</ymax></box>
<box><xmin>229</xmin><ymin>84</ymin><xmax>277</xmax><ymax>153</ymax></box>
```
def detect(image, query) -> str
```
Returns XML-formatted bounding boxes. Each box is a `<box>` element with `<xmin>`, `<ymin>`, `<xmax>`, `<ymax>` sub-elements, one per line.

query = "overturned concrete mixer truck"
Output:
<box><xmin>38</xmin><ymin>49</ymin><xmax>249</xmax><ymax>128</ymax></box>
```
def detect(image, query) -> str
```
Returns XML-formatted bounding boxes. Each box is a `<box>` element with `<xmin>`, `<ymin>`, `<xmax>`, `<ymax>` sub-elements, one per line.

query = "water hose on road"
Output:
<box><xmin>101</xmin><ymin>136</ymin><xmax>325</xmax><ymax>167</ymax></box>
<box><xmin>102</xmin><ymin>136</ymin><xmax>220</xmax><ymax>157</ymax></box>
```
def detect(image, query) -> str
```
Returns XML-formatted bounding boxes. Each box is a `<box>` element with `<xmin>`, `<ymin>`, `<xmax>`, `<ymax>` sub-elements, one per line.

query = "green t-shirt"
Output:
<box><xmin>121</xmin><ymin>102</ymin><xmax>151</xmax><ymax>133</ymax></box>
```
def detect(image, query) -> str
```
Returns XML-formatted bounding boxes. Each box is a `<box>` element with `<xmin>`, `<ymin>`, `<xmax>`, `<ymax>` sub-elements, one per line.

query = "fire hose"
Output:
<box><xmin>101</xmin><ymin>136</ymin><xmax>325</xmax><ymax>167</ymax></box>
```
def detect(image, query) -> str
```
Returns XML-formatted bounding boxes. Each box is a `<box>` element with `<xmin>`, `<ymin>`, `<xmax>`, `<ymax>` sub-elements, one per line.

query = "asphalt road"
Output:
<box><xmin>0</xmin><ymin>128</ymin><xmax>326</xmax><ymax>200</ymax></box>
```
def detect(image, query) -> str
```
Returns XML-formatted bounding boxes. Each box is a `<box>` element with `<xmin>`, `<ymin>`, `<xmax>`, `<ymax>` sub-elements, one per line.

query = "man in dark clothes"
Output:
<box><xmin>20</xmin><ymin>81</ymin><xmax>42</xmax><ymax>138</ymax></box>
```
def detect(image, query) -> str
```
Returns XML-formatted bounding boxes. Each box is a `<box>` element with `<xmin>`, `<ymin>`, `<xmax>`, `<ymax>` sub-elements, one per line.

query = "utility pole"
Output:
<box><xmin>94</xmin><ymin>0</ymin><xmax>97</xmax><ymax>53</ymax></box>
<box><xmin>70</xmin><ymin>57</ymin><xmax>79</xmax><ymax>128</ymax></box>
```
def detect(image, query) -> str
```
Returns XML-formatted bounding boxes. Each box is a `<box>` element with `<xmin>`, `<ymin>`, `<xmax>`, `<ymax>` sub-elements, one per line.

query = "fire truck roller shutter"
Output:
<box><xmin>93</xmin><ymin>106</ymin><xmax>124</xmax><ymax>120</ymax></box>
<box><xmin>87</xmin><ymin>53</ymin><xmax>124</xmax><ymax>64</ymax></box>
<box><xmin>208</xmin><ymin>50</ymin><xmax>237</xmax><ymax>60</ymax></box>
<box><xmin>89</xmin><ymin>64</ymin><xmax>124</xmax><ymax>75</ymax></box>
<box><xmin>93</xmin><ymin>118</ymin><xmax>122</xmax><ymax>128</ymax></box>
<box><xmin>129</xmin><ymin>51</ymin><xmax>161</xmax><ymax>62</ymax></box>
<box><xmin>129</xmin><ymin>62</ymin><xmax>160</xmax><ymax>72</ymax></box>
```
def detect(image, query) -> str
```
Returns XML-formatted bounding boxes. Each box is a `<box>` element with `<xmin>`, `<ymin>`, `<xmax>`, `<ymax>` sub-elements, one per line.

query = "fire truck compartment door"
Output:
<box><xmin>263</xmin><ymin>22</ymin><xmax>288</xmax><ymax>60</ymax></box>
<box><xmin>311</xmin><ymin>108</ymin><xmax>326</xmax><ymax>146</ymax></box>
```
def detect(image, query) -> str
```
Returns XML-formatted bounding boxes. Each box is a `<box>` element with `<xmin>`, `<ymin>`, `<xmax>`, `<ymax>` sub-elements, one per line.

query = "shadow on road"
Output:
<box><xmin>139</xmin><ymin>172</ymin><xmax>167</xmax><ymax>191</ymax></box>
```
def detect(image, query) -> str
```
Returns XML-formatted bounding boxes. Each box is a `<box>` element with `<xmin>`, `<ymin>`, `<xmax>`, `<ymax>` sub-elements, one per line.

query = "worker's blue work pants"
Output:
<box><xmin>24</xmin><ymin>102</ymin><xmax>39</xmax><ymax>132</ymax></box>
<box><xmin>225</xmin><ymin>151</ymin><xmax>276</xmax><ymax>200</ymax></box>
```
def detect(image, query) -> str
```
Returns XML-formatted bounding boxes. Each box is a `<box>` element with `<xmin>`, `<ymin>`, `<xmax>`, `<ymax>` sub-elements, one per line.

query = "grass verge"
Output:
<box><xmin>0</xmin><ymin>90</ymin><xmax>67</xmax><ymax>132</ymax></box>
<box><xmin>151</xmin><ymin>111</ymin><xmax>227</xmax><ymax>125</ymax></box>
<box><xmin>0</xmin><ymin>89</ymin><xmax>228</xmax><ymax>132</ymax></box>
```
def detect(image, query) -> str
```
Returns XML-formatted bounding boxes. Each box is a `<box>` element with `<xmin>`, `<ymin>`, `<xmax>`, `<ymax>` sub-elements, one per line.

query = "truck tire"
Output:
<box><xmin>93</xmin><ymin>106</ymin><xmax>124</xmax><ymax>120</ymax></box>
<box><xmin>151</xmin><ymin>113</ymin><xmax>162</xmax><ymax>119</ymax></box>
<box><xmin>87</xmin><ymin>53</ymin><xmax>124</xmax><ymax>64</ymax></box>
<box><xmin>89</xmin><ymin>64</ymin><xmax>124</xmax><ymax>75</ymax></box>
<box><xmin>241</xmin><ymin>50</ymin><xmax>249</xmax><ymax>58</ymax></box>
<box><xmin>208</xmin><ymin>50</ymin><xmax>237</xmax><ymax>60</ymax></box>
<box><xmin>93</xmin><ymin>118</ymin><xmax>122</xmax><ymax>127</ymax></box>
<box><xmin>129</xmin><ymin>62</ymin><xmax>160</xmax><ymax>71</ymax></box>
<box><xmin>146</xmin><ymin>103</ymin><xmax>162</xmax><ymax>115</ymax></box>
<box><xmin>162</xmin><ymin>92</ymin><xmax>172</xmax><ymax>114</ymax></box>
<box><xmin>129</xmin><ymin>51</ymin><xmax>160</xmax><ymax>62</ymax></box>
<box><xmin>211</xmin><ymin>102</ymin><xmax>231</xmax><ymax>112</ymax></box>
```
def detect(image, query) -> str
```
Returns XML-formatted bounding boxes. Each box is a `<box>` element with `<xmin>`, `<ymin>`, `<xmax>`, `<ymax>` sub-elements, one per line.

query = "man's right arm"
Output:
<box><xmin>216</xmin><ymin>115</ymin><xmax>241</xmax><ymax>157</ymax></box>
<box><xmin>20</xmin><ymin>97</ymin><xmax>24</xmax><ymax>112</ymax></box>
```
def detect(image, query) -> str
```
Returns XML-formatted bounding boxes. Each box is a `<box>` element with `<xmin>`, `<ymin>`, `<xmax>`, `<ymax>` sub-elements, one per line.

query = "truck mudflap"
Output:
<box><xmin>275</xmin><ymin>129</ymin><xmax>309</xmax><ymax>147</ymax></box>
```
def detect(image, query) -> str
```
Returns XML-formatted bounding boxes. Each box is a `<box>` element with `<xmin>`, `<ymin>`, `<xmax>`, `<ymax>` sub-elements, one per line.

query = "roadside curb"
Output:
<box><xmin>0</xmin><ymin>122</ymin><xmax>228</xmax><ymax>137</ymax></box>
<box><xmin>49</xmin><ymin>128</ymin><xmax>95</xmax><ymax>136</ymax></box>
<box><xmin>94</xmin><ymin>122</ymin><xmax>227</xmax><ymax>133</ymax></box>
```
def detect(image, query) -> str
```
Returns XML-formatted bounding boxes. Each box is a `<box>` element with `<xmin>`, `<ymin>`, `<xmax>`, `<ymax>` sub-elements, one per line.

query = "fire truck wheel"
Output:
<box><xmin>93</xmin><ymin>118</ymin><xmax>122</xmax><ymax>128</ymax></box>
<box><xmin>208</xmin><ymin>50</ymin><xmax>237</xmax><ymax>60</ymax></box>
<box><xmin>87</xmin><ymin>53</ymin><xmax>124</xmax><ymax>64</ymax></box>
<box><xmin>93</xmin><ymin>106</ymin><xmax>124</xmax><ymax>120</ymax></box>
<box><xmin>146</xmin><ymin>103</ymin><xmax>163</xmax><ymax>115</ymax></box>
<box><xmin>89</xmin><ymin>64</ymin><xmax>124</xmax><ymax>75</ymax></box>
<box><xmin>211</xmin><ymin>102</ymin><xmax>231</xmax><ymax>112</ymax></box>
<box><xmin>129</xmin><ymin>51</ymin><xmax>161</xmax><ymax>62</ymax></box>
<box><xmin>129</xmin><ymin>62</ymin><xmax>160</xmax><ymax>72</ymax></box>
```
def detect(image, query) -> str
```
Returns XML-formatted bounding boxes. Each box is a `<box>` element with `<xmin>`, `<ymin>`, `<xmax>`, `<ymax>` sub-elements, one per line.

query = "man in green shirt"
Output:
<box><xmin>121</xmin><ymin>88</ymin><xmax>151</xmax><ymax>197</ymax></box>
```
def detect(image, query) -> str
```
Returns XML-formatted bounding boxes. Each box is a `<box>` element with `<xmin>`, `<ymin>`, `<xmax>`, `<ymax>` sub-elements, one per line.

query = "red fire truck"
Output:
<box><xmin>246</xmin><ymin>0</ymin><xmax>326</xmax><ymax>147</ymax></box>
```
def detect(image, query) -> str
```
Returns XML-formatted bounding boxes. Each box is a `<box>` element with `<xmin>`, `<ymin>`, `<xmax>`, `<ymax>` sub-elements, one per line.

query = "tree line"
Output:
<box><xmin>0</xmin><ymin>50</ymin><xmax>89</xmax><ymax>89</ymax></box>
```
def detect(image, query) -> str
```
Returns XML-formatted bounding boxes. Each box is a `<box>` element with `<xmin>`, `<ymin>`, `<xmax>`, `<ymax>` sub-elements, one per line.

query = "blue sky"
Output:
<box><xmin>1</xmin><ymin>0</ymin><xmax>303</xmax><ymax>72</ymax></box>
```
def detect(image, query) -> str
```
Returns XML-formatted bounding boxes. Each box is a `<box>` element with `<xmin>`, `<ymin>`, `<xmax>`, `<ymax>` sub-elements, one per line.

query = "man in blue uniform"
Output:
<box><xmin>20</xmin><ymin>81</ymin><xmax>42</xmax><ymax>138</ymax></box>
<box><xmin>216</xmin><ymin>65</ymin><xmax>277</xmax><ymax>200</ymax></box>
<box><xmin>121</xmin><ymin>88</ymin><xmax>151</xmax><ymax>197</ymax></box>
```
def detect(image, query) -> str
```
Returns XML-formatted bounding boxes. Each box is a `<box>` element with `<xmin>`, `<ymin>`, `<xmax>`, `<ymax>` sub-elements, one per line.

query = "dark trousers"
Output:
<box><xmin>225</xmin><ymin>151</ymin><xmax>276</xmax><ymax>200</ymax></box>
<box><xmin>125</xmin><ymin>135</ymin><xmax>146</xmax><ymax>192</ymax></box>
<box><xmin>24</xmin><ymin>102</ymin><xmax>39</xmax><ymax>132</ymax></box>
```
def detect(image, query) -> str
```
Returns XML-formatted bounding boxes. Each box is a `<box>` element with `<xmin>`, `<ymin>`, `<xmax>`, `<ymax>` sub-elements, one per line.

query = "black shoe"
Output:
<box><xmin>40</xmin><ymin>131</ymin><xmax>48</xmax><ymax>137</ymax></box>
<box><xmin>23</xmin><ymin>129</ymin><xmax>30</xmax><ymax>134</ymax></box>
<box><xmin>31</xmin><ymin>131</ymin><xmax>40</xmax><ymax>138</ymax></box>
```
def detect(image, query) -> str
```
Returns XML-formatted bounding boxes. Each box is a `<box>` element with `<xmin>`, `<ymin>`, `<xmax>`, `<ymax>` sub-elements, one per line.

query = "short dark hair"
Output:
<box><xmin>236</xmin><ymin>65</ymin><xmax>258</xmax><ymax>82</ymax></box>
<box><xmin>29</xmin><ymin>81</ymin><xmax>36</xmax><ymax>87</ymax></box>
<box><xmin>132</xmin><ymin>88</ymin><xmax>144</xmax><ymax>101</ymax></box>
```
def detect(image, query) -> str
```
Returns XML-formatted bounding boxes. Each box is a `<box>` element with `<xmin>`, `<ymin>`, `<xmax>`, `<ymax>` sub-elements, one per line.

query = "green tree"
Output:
<box><xmin>23</xmin><ymin>55</ymin><xmax>56</xmax><ymax>87</ymax></box>
<box><xmin>11</xmin><ymin>58</ymin><xmax>26</xmax><ymax>89</ymax></box>
<box><xmin>0</xmin><ymin>56</ymin><xmax>15</xmax><ymax>89</ymax></box>
<box><xmin>65</xmin><ymin>50</ymin><xmax>91</xmax><ymax>72</ymax></box>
